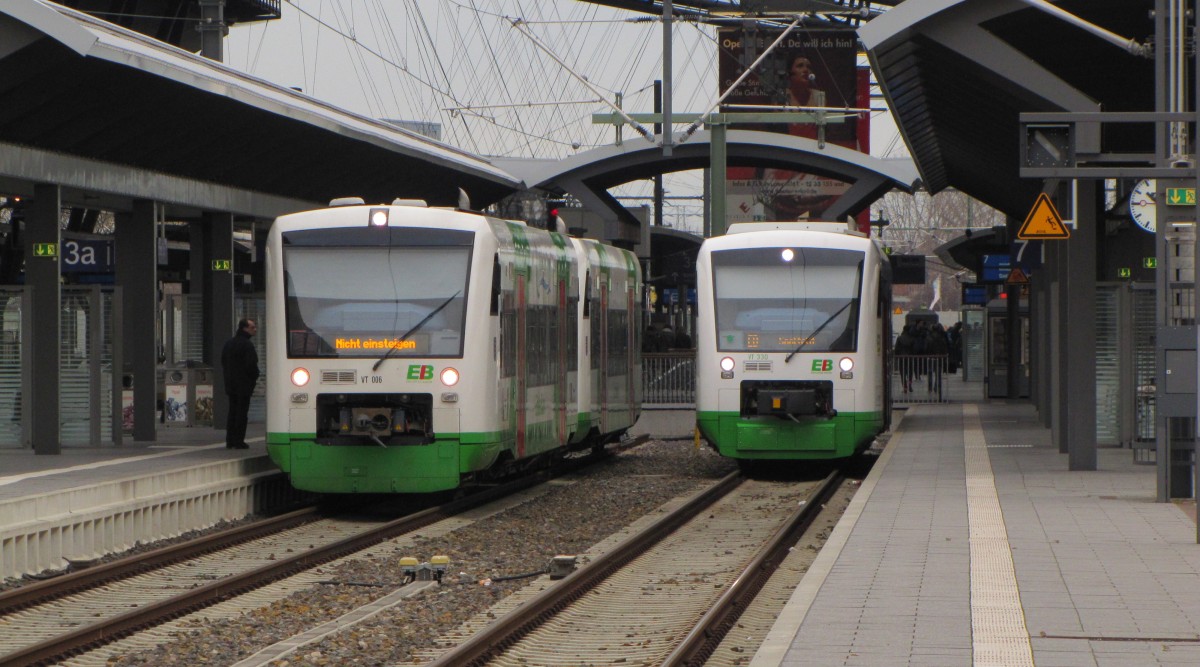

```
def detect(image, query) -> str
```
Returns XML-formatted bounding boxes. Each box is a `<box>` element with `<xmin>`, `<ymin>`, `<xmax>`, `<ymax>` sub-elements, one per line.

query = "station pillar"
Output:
<box><xmin>116</xmin><ymin>199</ymin><xmax>158</xmax><ymax>442</ymax></box>
<box><xmin>205</xmin><ymin>212</ymin><xmax>235</xmax><ymax>429</ymax></box>
<box><xmin>27</xmin><ymin>184</ymin><xmax>61</xmax><ymax>454</ymax></box>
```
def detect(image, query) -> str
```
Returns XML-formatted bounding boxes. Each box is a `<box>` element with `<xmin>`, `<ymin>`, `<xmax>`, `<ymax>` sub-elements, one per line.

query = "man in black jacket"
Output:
<box><xmin>221</xmin><ymin>319</ymin><xmax>259</xmax><ymax>449</ymax></box>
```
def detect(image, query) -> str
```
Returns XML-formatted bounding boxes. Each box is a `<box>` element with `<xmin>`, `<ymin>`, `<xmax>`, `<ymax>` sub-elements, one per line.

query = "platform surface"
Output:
<box><xmin>0</xmin><ymin>424</ymin><xmax>267</xmax><ymax>502</ymax></box>
<box><xmin>752</xmin><ymin>401</ymin><xmax>1200</xmax><ymax>667</ymax></box>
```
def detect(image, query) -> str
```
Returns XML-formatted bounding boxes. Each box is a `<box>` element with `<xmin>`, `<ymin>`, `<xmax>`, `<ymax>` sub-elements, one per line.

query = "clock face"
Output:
<box><xmin>1129</xmin><ymin>179</ymin><xmax>1156</xmax><ymax>233</ymax></box>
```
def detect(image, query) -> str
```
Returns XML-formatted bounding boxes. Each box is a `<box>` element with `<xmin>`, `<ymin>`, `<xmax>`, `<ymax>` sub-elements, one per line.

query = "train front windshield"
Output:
<box><xmin>712</xmin><ymin>246</ymin><xmax>863</xmax><ymax>353</ymax></box>
<box><xmin>282</xmin><ymin>228</ymin><xmax>472</xmax><ymax>358</ymax></box>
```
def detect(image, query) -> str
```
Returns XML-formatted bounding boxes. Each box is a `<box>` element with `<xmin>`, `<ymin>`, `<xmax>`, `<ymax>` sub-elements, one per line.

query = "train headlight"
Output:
<box><xmin>291</xmin><ymin>367</ymin><xmax>310</xmax><ymax>386</ymax></box>
<box><xmin>440</xmin><ymin>367</ymin><xmax>460</xmax><ymax>386</ymax></box>
<box><xmin>369</xmin><ymin>207</ymin><xmax>389</xmax><ymax>227</ymax></box>
<box><xmin>720</xmin><ymin>357</ymin><xmax>735</xmax><ymax>372</ymax></box>
<box><xmin>781</xmin><ymin>248</ymin><xmax>795</xmax><ymax>262</ymax></box>
<box><xmin>839</xmin><ymin>357</ymin><xmax>854</xmax><ymax>372</ymax></box>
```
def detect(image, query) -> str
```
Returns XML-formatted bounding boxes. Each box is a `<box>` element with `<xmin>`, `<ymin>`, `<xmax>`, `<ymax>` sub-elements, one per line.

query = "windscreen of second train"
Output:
<box><xmin>712</xmin><ymin>246</ymin><xmax>863</xmax><ymax>353</ymax></box>
<box><xmin>282</xmin><ymin>227</ymin><xmax>473</xmax><ymax>358</ymax></box>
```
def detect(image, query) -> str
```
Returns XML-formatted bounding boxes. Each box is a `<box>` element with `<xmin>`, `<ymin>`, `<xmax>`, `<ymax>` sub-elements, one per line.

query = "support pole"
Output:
<box><xmin>197</xmin><ymin>0</ymin><xmax>226</xmax><ymax>62</ymax></box>
<box><xmin>662</xmin><ymin>0</ymin><xmax>673</xmax><ymax>156</ymax></box>
<box><xmin>1065</xmin><ymin>180</ymin><xmax>1097</xmax><ymax>471</ymax></box>
<box><xmin>709</xmin><ymin>121</ymin><xmax>728</xmax><ymax>237</ymax></box>
<box><xmin>28</xmin><ymin>184</ymin><xmax>61</xmax><ymax>454</ymax></box>
<box><xmin>117</xmin><ymin>200</ymin><xmax>158</xmax><ymax>442</ymax></box>
<box><xmin>654</xmin><ymin>81</ymin><xmax>665</xmax><ymax>227</ymax></box>
<box><xmin>206</xmin><ymin>212</ymin><xmax>235</xmax><ymax>429</ymax></box>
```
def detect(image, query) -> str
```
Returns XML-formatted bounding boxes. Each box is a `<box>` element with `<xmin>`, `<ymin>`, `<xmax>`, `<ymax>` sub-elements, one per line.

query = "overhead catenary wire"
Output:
<box><xmin>508</xmin><ymin>17</ymin><xmax>655</xmax><ymax>143</ymax></box>
<box><xmin>230</xmin><ymin>2</ymin><xmax>789</xmax><ymax>232</ymax></box>
<box><xmin>677</xmin><ymin>15</ymin><xmax>802</xmax><ymax>143</ymax></box>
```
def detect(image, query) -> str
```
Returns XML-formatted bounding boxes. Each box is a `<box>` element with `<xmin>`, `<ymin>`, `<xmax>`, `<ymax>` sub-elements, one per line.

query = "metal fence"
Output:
<box><xmin>642</xmin><ymin>352</ymin><xmax>696</xmax><ymax>406</ymax></box>
<box><xmin>0</xmin><ymin>286</ymin><xmax>123</xmax><ymax>448</ymax></box>
<box><xmin>640</xmin><ymin>352</ymin><xmax>957</xmax><ymax>407</ymax></box>
<box><xmin>892</xmin><ymin>355</ymin><xmax>952</xmax><ymax>405</ymax></box>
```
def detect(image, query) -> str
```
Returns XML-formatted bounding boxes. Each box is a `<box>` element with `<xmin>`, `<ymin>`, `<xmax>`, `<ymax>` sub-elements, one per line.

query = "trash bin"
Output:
<box><xmin>159</xmin><ymin>364</ymin><xmax>215</xmax><ymax>427</ymax></box>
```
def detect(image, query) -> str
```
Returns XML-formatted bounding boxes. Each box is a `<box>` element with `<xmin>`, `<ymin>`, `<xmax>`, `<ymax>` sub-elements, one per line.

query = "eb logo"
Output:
<box><xmin>811</xmin><ymin>359</ymin><xmax>833</xmax><ymax>372</ymax></box>
<box><xmin>407</xmin><ymin>365</ymin><xmax>434</xmax><ymax>380</ymax></box>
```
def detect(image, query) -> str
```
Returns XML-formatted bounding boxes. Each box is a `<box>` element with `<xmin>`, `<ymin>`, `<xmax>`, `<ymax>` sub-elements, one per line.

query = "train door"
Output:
<box><xmin>627</xmin><ymin>287</ymin><xmax>636</xmax><ymax>421</ymax></box>
<box><xmin>516</xmin><ymin>274</ymin><xmax>527</xmax><ymax>457</ymax></box>
<box><xmin>557</xmin><ymin>279</ymin><xmax>568</xmax><ymax>444</ymax></box>
<box><xmin>599</xmin><ymin>282</ymin><xmax>609</xmax><ymax>433</ymax></box>
<box><xmin>879</xmin><ymin>266</ymin><xmax>893</xmax><ymax>430</ymax></box>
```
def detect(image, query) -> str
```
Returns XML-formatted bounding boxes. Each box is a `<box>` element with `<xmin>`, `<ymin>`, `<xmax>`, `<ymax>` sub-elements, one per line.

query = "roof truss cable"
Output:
<box><xmin>1016</xmin><ymin>0</ymin><xmax>1152</xmax><ymax>58</ymax></box>
<box><xmin>508</xmin><ymin>17</ymin><xmax>656</xmax><ymax>143</ymax></box>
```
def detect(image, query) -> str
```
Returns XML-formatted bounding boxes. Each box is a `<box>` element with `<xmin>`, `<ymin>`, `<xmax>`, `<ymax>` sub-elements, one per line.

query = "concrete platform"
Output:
<box><xmin>0</xmin><ymin>425</ymin><xmax>298</xmax><ymax>581</ymax></box>
<box><xmin>752</xmin><ymin>401</ymin><xmax>1200</xmax><ymax>667</ymax></box>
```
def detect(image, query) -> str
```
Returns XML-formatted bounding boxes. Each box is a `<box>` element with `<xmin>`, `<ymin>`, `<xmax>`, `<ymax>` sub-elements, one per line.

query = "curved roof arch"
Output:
<box><xmin>496</xmin><ymin>129</ymin><xmax>919</xmax><ymax>242</ymax></box>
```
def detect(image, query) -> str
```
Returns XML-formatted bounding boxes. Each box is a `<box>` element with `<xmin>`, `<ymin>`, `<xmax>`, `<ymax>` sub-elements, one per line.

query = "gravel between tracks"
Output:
<box><xmin>106</xmin><ymin>439</ymin><xmax>735</xmax><ymax>666</ymax></box>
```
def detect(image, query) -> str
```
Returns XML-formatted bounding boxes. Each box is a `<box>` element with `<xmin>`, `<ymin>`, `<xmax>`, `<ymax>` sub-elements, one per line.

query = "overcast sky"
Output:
<box><xmin>224</xmin><ymin>1</ymin><xmax>902</xmax><ymax>230</ymax></box>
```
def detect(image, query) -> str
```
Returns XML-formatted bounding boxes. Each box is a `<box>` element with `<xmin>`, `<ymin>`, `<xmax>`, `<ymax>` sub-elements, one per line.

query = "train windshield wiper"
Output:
<box><xmin>372</xmin><ymin>290</ymin><xmax>461</xmax><ymax>371</ymax></box>
<box><xmin>784</xmin><ymin>301</ymin><xmax>853</xmax><ymax>363</ymax></box>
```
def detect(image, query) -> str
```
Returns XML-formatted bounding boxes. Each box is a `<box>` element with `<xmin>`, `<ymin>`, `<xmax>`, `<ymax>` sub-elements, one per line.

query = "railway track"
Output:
<box><xmin>0</xmin><ymin>436</ymin><xmax>647</xmax><ymax>667</ymax></box>
<box><xmin>421</xmin><ymin>469</ymin><xmax>843</xmax><ymax>667</ymax></box>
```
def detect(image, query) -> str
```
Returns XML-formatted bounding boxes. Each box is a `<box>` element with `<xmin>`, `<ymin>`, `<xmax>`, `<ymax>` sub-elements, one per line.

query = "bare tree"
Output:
<box><xmin>874</xmin><ymin>189</ymin><xmax>1005</xmax><ymax>312</ymax></box>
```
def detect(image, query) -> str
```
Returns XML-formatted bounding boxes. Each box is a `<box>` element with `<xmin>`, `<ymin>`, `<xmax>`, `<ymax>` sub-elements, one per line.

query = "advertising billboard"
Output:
<box><xmin>717</xmin><ymin>28</ymin><xmax>867</xmax><ymax>229</ymax></box>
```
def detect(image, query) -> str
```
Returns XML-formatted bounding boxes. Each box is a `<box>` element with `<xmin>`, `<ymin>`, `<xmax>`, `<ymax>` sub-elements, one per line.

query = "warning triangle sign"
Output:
<box><xmin>1018</xmin><ymin>193</ymin><xmax>1070</xmax><ymax>239</ymax></box>
<box><xmin>1006</xmin><ymin>266</ymin><xmax>1029</xmax><ymax>284</ymax></box>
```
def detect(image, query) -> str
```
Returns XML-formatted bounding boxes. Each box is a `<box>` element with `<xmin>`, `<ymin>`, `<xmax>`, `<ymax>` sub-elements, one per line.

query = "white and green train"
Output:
<box><xmin>264</xmin><ymin>199</ymin><xmax>641</xmax><ymax>493</ymax></box>
<box><xmin>695</xmin><ymin>222</ymin><xmax>892</xmax><ymax>467</ymax></box>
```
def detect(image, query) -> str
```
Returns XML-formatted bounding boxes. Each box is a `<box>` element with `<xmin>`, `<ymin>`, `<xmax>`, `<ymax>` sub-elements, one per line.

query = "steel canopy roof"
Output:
<box><xmin>860</xmin><ymin>0</ymin><xmax>1155</xmax><ymax>220</ymax></box>
<box><xmin>0</xmin><ymin>0</ymin><xmax>523</xmax><ymax>215</ymax></box>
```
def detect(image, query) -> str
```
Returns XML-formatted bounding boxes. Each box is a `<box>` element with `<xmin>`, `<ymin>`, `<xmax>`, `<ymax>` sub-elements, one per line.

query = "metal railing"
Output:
<box><xmin>641</xmin><ymin>352</ymin><xmax>957</xmax><ymax>407</ymax></box>
<box><xmin>892</xmin><ymin>355</ymin><xmax>951</xmax><ymax>404</ymax></box>
<box><xmin>642</xmin><ymin>351</ymin><xmax>696</xmax><ymax>406</ymax></box>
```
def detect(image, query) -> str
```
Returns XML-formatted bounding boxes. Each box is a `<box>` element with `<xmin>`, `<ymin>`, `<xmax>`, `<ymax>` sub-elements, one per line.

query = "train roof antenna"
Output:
<box><xmin>458</xmin><ymin>188</ymin><xmax>471</xmax><ymax>211</ymax></box>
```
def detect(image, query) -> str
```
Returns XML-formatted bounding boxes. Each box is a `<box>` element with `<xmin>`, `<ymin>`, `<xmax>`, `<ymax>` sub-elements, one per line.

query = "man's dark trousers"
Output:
<box><xmin>226</xmin><ymin>393</ymin><xmax>252</xmax><ymax>448</ymax></box>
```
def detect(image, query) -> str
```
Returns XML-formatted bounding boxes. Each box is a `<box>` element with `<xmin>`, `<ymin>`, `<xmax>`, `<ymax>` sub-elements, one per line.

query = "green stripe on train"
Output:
<box><xmin>695</xmin><ymin>410</ymin><xmax>884</xmax><ymax>460</ymax></box>
<box><xmin>267</xmin><ymin>425</ymin><xmax>567</xmax><ymax>494</ymax></box>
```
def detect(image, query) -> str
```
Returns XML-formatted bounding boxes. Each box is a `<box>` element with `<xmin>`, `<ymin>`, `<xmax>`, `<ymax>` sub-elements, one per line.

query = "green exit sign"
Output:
<box><xmin>1117</xmin><ymin>267</ymin><xmax>1131</xmax><ymax>278</ymax></box>
<box><xmin>1144</xmin><ymin>257</ymin><xmax>1158</xmax><ymax>269</ymax></box>
<box><xmin>33</xmin><ymin>243</ymin><xmax>57</xmax><ymax>257</ymax></box>
<box><xmin>211</xmin><ymin>259</ymin><xmax>232</xmax><ymax>271</ymax></box>
<box><xmin>1166</xmin><ymin>188</ymin><xmax>1197</xmax><ymax>205</ymax></box>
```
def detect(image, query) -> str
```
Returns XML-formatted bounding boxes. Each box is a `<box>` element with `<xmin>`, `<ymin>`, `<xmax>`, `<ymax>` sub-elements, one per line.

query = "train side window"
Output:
<box><xmin>490</xmin><ymin>254</ymin><xmax>501</xmax><ymax>315</ymax></box>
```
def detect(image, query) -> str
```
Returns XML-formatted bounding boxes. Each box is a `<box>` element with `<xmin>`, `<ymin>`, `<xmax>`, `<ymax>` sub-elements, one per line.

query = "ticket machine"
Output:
<box><xmin>985</xmin><ymin>296</ymin><xmax>1029</xmax><ymax>398</ymax></box>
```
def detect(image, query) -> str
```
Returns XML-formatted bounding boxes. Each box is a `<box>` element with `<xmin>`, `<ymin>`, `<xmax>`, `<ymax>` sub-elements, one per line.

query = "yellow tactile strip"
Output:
<box><xmin>964</xmin><ymin>403</ymin><xmax>1035</xmax><ymax>666</ymax></box>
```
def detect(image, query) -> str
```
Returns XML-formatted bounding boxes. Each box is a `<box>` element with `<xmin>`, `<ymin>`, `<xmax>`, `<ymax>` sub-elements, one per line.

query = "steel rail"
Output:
<box><xmin>425</xmin><ymin>470</ymin><xmax>745</xmax><ymax>667</ymax></box>
<box><xmin>663</xmin><ymin>469</ymin><xmax>844</xmax><ymax>666</ymax></box>
<box><xmin>0</xmin><ymin>504</ymin><xmax>323</xmax><ymax>615</ymax></box>
<box><xmin>2</xmin><ymin>436</ymin><xmax>648</xmax><ymax>667</ymax></box>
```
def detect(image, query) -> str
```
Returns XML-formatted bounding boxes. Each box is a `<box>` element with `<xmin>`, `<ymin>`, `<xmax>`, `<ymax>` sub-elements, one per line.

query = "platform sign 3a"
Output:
<box><xmin>1018</xmin><ymin>193</ymin><xmax>1070</xmax><ymax>239</ymax></box>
